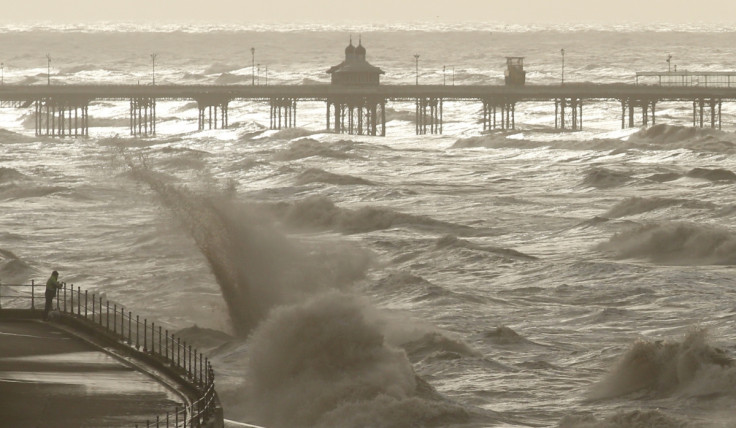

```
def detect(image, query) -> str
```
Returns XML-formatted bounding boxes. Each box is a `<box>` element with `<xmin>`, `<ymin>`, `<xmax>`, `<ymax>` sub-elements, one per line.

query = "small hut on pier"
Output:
<box><xmin>327</xmin><ymin>38</ymin><xmax>384</xmax><ymax>85</ymax></box>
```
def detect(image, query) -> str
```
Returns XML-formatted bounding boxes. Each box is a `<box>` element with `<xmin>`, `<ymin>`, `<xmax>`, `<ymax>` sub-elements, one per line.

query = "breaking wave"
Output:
<box><xmin>587</xmin><ymin>329</ymin><xmax>734</xmax><ymax>400</ymax></box>
<box><xmin>685</xmin><ymin>167</ymin><xmax>736</xmax><ymax>182</ymax></box>
<box><xmin>125</xmin><ymin>159</ymin><xmax>373</xmax><ymax>336</ymax></box>
<box><xmin>272</xmin><ymin>138</ymin><xmax>360</xmax><ymax>161</ymax></box>
<box><xmin>243</xmin><ymin>292</ymin><xmax>471</xmax><ymax>428</ymax></box>
<box><xmin>0</xmin><ymin>167</ymin><xmax>28</xmax><ymax>183</ymax></box>
<box><xmin>0</xmin><ymin>183</ymin><xmax>68</xmax><ymax>200</ymax></box>
<box><xmin>268</xmin><ymin>195</ymin><xmax>478</xmax><ymax>235</ymax></box>
<box><xmin>597</xmin><ymin>222</ymin><xmax>736</xmax><ymax>265</ymax></box>
<box><xmin>0</xmin><ymin>248</ymin><xmax>36</xmax><ymax>285</ymax></box>
<box><xmin>628</xmin><ymin>124</ymin><xmax>736</xmax><ymax>153</ymax></box>
<box><xmin>559</xmin><ymin>409</ymin><xmax>688</xmax><ymax>428</ymax></box>
<box><xmin>581</xmin><ymin>167</ymin><xmax>631</xmax><ymax>189</ymax></box>
<box><xmin>295</xmin><ymin>168</ymin><xmax>374</xmax><ymax>186</ymax></box>
<box><xmin>435</xmin><ymin>234</ymin><xmax>537</xmax><ymax>260</ymax></box>
<box><xmin>603</xmin><ymin>196</ymin><xmax>714</xmax><ymax>218</ymax></box>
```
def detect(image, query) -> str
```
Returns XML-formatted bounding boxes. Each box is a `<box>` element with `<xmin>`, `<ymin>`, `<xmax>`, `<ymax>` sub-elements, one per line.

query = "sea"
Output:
<box><xmin>1</xmin><ymin>22</ymin><xmax>736</xmax><ymax>428</ymax></box>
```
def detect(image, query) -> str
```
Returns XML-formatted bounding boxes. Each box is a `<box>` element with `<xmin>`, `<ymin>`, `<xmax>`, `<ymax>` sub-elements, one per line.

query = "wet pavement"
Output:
<box><xmin>0</xmin><ymin>320</ymin><xmax>181</xmax><ymax>427</ymax></box>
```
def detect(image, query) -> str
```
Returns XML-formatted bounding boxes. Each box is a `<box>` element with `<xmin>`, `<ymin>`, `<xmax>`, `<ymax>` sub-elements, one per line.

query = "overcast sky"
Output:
<box><xmin>4</xmin><ymin>0</ymin><xmax>736</xmax><ymax>24</ymax></box>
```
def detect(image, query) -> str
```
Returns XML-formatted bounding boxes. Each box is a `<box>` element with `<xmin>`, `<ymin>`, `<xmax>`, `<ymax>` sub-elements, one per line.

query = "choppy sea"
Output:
<box><xmin>1</xmin><ymin>23</ymin><xmax>736</xmax><ymax>427</ymax></box>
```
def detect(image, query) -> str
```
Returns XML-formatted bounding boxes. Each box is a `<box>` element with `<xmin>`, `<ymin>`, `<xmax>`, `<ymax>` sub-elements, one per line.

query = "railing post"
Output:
<box><xmin>188</xmin><ymin>344</ymin><xmax>192</xmax><ymax>378</ymax></box>
<box><xmin>92</xmin><ymin>293</ymin><xmax>95</xmax><ymax>320</ymax></box>
<box><xmin>99</xmin><ymin>296</ymin><xmax>102</xmax><ymax>325</ymax></box>
<box><xmin>128</xmin><ymin>311</ymin><xmax>132</xmax><ymax>345</ymax></box>
<box><xmin>62</xmin><ymin>284</ymin><xmax>66</xmax><ymax>311</ymax></box>
<box><xmin>175</xmin><ymin>406</ymin><xmax>179</xmax><ymax>427</ymax></box>
<box><xmin>106</xmin><ymin>301</ymin><xmax>110</xmax><ymax>330</ymax></box>
<box><xmin>136</xmin><ymin>315</ymin><xmax>140</xmax><ymax>349</ymax></box>
<box><xmin>77</xmin><ymin>286</ymin><xmax>80</xmax><ymax>315</ymax></box>
<box><xmin>165</xmin><ymin>330</ymin><xmax>169</xmax><ymax>361</ymax></box>
<box><xmin>113</xmin><ymin>304</ymin><xmax>117</xmax><ymax>334</ymax></box>
<box><xmin>151</xmin><ymin>322</ymin><xmax>155</xmax><ymax>354</ymax></box>
<box><xmin>159</xmin><ymin>325</ymin><xmax>162</xmax><ymax>356</ymax></box>
<box><xmin>31</xmin><ymin>279</ymin><xmax>34</xmax><ymax>309</ymax></box>
<box><xmin>84</xmin><ymin>290</ymin><xmax>88</xmax><ymax>319</ymax></box>
<box><xmin>194</xmin><ymin>352</ymin><xmax>198</xmax><ymax>385</ymax></box>
<box><xmin>144</xmin><ymin>318</ymin><xmax>148</xmax><ymax>352</ymax></box>
<box><xmin>120</xmin><ymin>307</ymin><xmax>125</xmax><ymax>339</ymax></box>
<box><xmin>70</xmin><ymin>285</ymin><xmax>74</xmax><ymax>314</ymax></box>
<box><xmin>177</xmin><ymin>337</ymin><xmax>181</xmax><ymax>368</ymax></box>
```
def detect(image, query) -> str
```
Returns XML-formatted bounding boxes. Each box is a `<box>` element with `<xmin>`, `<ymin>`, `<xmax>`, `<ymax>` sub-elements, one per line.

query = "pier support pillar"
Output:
<box><xmin>482</xmin><ymin>99</ymin><xmax>515</xmax><ymax>131</ymax></box>
<box><xmin>621</xmin><ymin>98</ymin><xmax>657</xmax><ymax>129</ymax></box>
<box><xmin>197</xmin><ymin>99</ymin><xmax>229</xmax><ymax>131</ymax></box>
<box><xmin>270</xmin><ymin>98</ymin><xmax>296</xmax><ymax>130</ymax></box>
<box><xmin>415</xmin><ymin>97</ymin><xmax>443</xmax><ymax>135</ymax></box>
<box><xmin>554</xmin><ymin>98</ymin><xmax>583</xmax><ymax>131</ymax></box>
<box><xmin>35</xmin><ymin>97</ymin><xmax>90</xmax><ymax>138</ymax></box>
<box><xmin>691</xmin><ymin>98</ymin><xmax>721</xmax><ymax>129</ymax></box>
<box><xmin>130</xmin><ymin>98</ymin><xmax>157</xmax><ymax>137</ymax></box>
<box><xmin>326</xmin><ymin>97</ymin><xmax>385</xmax><ymax>136</ymax></box>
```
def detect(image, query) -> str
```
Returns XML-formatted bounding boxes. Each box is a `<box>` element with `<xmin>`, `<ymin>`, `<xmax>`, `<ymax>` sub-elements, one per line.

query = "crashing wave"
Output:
<box><xmin>295</xmin><ymin>168</ymin><xmax>374</xmax><ymax>186</ymax></box>
<box><xmin>597</xmin><ymin>222</ymin><xmax>736</xmax><ymax>265</ymax></box>
<box><xmin>268</xmin><ymin>196</ymin><xmax>477</xmax><ymax>236</ymax></box>
<box><xmin>242</xmin><ymin>292</ymin><xmax>471</xmax><ymax>428</ymax></box>
<box><xmin>581</xmin><ymin>167</ymin><xmax>631</xmax><ymax>189</ymax></box>
<box><xmin>587</xmin><ymin>329</ymin><xmax>733</xmax><ymax>400</ymax></box>
<box><xmin>559</xmin><ymin>409</ymin><xmax>688</xmax><ymax>428</ymax></box>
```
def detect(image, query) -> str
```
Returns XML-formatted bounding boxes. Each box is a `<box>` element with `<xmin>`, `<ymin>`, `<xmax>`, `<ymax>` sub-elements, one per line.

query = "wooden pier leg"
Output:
<box><xmin>651</xmin><ymin>101</ymin><xmax>656</xmax><ymax>126</ymax></box>
<box><xmin>415</xmin><ymin>99</ymin><xmax>419</xmax><ymax>135</ymax></box>
<box><xmin>571</xmin><ymin>99</ymin><xmax>577</xmax><ymax>131</ymax></box>
<box><xmin>699</xmin><ymin>100</ymin><xmax>704</xmax><ymax>128</ymax></box>
<box><xmin>439</xmin><ymin>98</ymin><xmax>443</xmax><ymax>134</ymax></box>
<box><xmin>718</xmin><ymin>100</ymin><xmax>722</xmax><ymax>130</ymax></box>
<box><xmin>560</xmin><ymin>98</ymin><xmax>566</xmax><ymax>130</ymax></box>
<box><xmin>152</xmin><ymin>99</ymin><xmax>156</xmax><ymax>135</ymax></box>
<box><xmin>628</xmin><ymin>100</ymin><xmax>634</xmax><ymax>128</ymax></box>
<box><xmin>692</xmin><ymin>101</ymin><xmax>697</xmax><ymax>127</ymax></box>
<box><xmin>292</xmin><ymin>99</ymin><xmax>297</xmax><ymax>128</ymax></box>
<box><xmin>358</xmin><ymin>103</ymin><xmax>363</xmax><ymax>135</ymax></box>
<box><xmin>326</xmin><ymin>102</ymin><xmax>330</xmax><ymax>131</ymax></box>
<box><xmin>381</xmin><ymin>101</ymin><xmax>386</xmax><ymax>137</ymax></box>
<box><xmin>579</xmin><ymin>99</ymin><xmax>583</xmax><ymax>131</ymax></box>
<box><xmin>710</xmin><ymin>99</ymin><xmax>716</xmax><ymax>129</ymax></box>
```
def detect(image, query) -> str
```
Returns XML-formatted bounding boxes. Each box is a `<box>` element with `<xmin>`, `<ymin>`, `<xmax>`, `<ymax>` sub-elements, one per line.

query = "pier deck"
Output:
<box><xmin>1</xmin><ymin>83</ymin><xmax>733</xmax><ymax>136</ymax></box>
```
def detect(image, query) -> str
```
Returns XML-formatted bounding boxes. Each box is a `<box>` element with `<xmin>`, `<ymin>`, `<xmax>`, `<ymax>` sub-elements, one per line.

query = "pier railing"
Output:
<box><xmin>0</xmin><ymin>281</ymin><xmax>224</xmax><ymax>428</ymax></box>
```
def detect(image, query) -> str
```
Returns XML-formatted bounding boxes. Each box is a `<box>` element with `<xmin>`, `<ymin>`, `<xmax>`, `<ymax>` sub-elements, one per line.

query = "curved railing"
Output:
<box><xmin>0</xmin><ymin>281</ymin><xmax>224</xmax><ymax>428</ymax></box>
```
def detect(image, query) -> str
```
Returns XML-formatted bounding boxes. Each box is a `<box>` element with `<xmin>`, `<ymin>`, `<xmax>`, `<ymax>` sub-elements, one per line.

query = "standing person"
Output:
<box><xmin>43</xmin><ymin>270</ymin><xmax>62</xmax><ymax>321</ymax></box>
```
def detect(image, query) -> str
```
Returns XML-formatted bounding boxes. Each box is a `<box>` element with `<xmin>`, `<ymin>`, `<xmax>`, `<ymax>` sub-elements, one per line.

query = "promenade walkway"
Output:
<box><xmin>0</xmin><ymin>319</ymin><xmax>181</xmax><ymax>427</ymax></box>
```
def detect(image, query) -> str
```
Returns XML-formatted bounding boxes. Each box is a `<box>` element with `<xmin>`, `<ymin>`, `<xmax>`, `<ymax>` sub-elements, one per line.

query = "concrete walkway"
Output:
<box><xmin>0</xmin><ymin>320</ymin><xmax>181</xmax><ymax>427</ymax></box>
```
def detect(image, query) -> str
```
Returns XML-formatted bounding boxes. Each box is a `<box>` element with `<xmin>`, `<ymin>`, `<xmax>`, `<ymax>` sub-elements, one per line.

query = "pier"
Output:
<box><xmin>1</xmin><ymin>83</ymin><xmax>734</xmax><ymax>137</ymax></box>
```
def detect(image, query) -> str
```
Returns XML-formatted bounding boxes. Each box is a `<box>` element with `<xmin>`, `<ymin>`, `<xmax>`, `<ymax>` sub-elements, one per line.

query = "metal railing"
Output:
<box><xmin>0</xmin><ymin>281</ymin><xmax>221</xmax><ymax>428</ymax></box>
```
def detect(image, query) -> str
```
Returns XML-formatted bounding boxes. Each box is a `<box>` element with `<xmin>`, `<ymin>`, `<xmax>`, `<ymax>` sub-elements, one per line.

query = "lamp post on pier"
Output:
<box><xmin>151</xmin><ymin>53</ymin><xmax>157</xmax><ymax>85</ymax></box>
<box><xmin>560</xmin><ymin>48</ymin><xmax>565</xmax><ymax>85</ymax></box>
<box><xmin>414</xmin><ymin>54</ymin><xmax>420</xmax><ymax>85</ymax></box>
<box><xmin>251</xmin><ymin>47</ymin><xmax>255</xmax><ymax>86</ymax></box>
<box><xmin>46</xmin><ymin>54</ymin><xmax>51</xmax><ymax>86</ymax></box>
<box><xmin>667</xmin><ymin>54</ymin><xmax>672</xmax><ymax>72</ymax></box>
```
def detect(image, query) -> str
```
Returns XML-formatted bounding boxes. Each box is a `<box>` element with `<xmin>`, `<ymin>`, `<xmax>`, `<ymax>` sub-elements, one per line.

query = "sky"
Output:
<box><xmin>3</xmin><ymin>0</ymin><xmax>736</xmax><ymax>24</ymax></box>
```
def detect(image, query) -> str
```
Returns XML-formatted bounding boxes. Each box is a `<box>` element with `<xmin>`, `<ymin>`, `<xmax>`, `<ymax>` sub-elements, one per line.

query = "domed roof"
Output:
<box><xmin>345</xmin><ymin>38</ymin><xmax>355</xmax><ymax>56</ymax></box>
<box><xmin>355</xmin><ymin>39</ymin><xmax>366</xmax><ymax>56</ymax></box>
